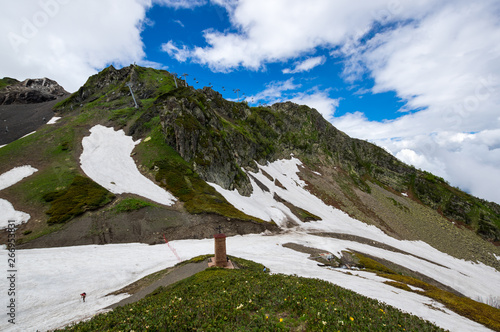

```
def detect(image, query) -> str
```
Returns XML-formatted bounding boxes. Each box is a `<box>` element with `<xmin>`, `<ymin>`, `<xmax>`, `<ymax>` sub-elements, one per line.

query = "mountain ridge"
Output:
<box><xmin>1</xmin><ymin>64</ymin><xmax>498</xmax><ymax>252</ymax></box>
<box><xmin>1</xmin><ymin>65</ymin><xmax>500</xmax><ymax>331</ymax></box>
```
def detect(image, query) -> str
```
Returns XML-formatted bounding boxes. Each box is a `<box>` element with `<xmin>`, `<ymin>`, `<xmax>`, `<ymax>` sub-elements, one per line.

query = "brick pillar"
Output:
<box><xmin>214</xmin><ymin>233</ymin><xmax>227</xmax><ymax>267</ymax></box>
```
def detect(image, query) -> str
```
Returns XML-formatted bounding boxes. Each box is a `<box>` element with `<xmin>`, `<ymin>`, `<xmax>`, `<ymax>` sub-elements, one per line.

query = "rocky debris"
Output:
<box><xmin>0</xmin><ymin>77</ymin><xmax>68</xmax><ymax>105</ymax></box>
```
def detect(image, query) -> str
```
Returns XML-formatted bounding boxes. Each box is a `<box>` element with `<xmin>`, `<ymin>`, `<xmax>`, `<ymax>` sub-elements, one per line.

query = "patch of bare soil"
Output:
<box><xmin>16</xmin><ymin>205</ymin><xmax>279</xmax><ymax>249</ymax></box>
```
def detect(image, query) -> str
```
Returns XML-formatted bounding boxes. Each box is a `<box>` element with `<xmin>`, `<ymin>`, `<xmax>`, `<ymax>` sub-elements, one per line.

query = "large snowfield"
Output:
<box><xmin>1</xmin><ymin>125</ymin><xmax>499</xmax><ymax>331</ymax></box>
<box><xmin>80</xmin><ymin>125</ymin><xmax>176</xmax><ymax>206</ymax></box>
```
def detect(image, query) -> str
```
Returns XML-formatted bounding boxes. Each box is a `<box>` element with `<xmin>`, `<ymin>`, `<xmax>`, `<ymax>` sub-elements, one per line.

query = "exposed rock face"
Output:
<box><xmin>0</xmin><ymin>78</ymin><xmax>68</xmax><ymax>105</ymax></box>
<box><xmin>51</xmin><ymin>65</ymin><xmax>500</xmax><ymax>243</ymax></box>
<box><xmin>152</xmin><ymin>86</ymin><xmax>409</xmax><ymax>196</ymax></box>
<box><xmin>150</xmin><ymin>84</ymin><xmax>500</xmax><ymax>242</ymax></box>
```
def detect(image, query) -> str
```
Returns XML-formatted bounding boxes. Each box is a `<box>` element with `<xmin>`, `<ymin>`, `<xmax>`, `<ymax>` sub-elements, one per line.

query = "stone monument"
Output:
<box><xmin>208</xmin><ymin>225</ymin><xmax>233</xmax><ymax>268</ymax></box>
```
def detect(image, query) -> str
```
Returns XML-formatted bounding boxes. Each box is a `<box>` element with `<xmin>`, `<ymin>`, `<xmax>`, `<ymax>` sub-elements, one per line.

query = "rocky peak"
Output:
<box><xmin>55</xmin><ymin>65</ymin><xmax>178</xmax><ymax>111</ymax></box>
<box><xmin>0</xmin><ymin>77</ymin><xmax>68</xmax><ymax>105</ymax></box>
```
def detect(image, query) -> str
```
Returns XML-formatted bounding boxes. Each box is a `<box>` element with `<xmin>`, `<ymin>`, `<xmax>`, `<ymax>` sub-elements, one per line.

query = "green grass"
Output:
<box><xmin>409</xmin><ymin>171</ymin><xmax>500</xmax><ymax>241</ymax></box>
<box><xmin>381</xmin><ymin>273</ymin><xmax>500</xmax><ymax>331</ymax></box>
<box><xmin>0</xmin><ymin>77</ymin><xmax>18</xmax><ymax>90</ymax></box>
<box><xmin>43</xmin><ymin>175</ymin><xmax>115</xmax><ymax>224</ymax></box>
<box><xmin>354</xmin><ymin>253</ymin><xmax>396</xmax><ymax>275</ymax></box>
<box><xmin>58</xmin><ymin>257</ymin><xmax>444</xmax><ymax>332</ymax></box>
<box><xmin>110</xmin><ymin>198</ymin><xmax>154</xmax><ymax>214</ymax></box>
<box><xmin>108</xmin><ymin>107</ymin><xmax>141</xmax><ymax>127</ymax></box>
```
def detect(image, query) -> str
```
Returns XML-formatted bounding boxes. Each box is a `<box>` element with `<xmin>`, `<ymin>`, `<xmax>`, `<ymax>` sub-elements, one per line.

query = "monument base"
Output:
<box><xmin>208</xmin><ymin>257</ymin><xmax>235</xmax><ymax>269</ymax></box>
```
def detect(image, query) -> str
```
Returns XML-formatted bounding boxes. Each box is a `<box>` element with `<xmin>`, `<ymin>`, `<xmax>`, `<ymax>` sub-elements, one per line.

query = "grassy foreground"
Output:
<box><xmin>59</xmin><ymin>257</ymin><xmax>444</xmax><ymax>331</ymax></box>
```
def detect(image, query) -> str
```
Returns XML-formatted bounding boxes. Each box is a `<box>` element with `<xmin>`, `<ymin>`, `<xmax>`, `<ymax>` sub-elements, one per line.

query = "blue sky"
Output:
<box><xmin>141</xmin><ymin>3</ymin><xmax>406</xmax><ymax>122</ymax></box>
<box><xmin>1</xmin><ymin>0</ymin><xmax>500</xmax><ymax>204</ymax></box>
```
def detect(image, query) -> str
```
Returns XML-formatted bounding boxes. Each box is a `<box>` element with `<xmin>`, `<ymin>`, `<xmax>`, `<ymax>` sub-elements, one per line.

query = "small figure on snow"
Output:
<box><xmin>80</xmin><ymin>292</ymin><xmax>86</xmax><ymax>302</ymax></box>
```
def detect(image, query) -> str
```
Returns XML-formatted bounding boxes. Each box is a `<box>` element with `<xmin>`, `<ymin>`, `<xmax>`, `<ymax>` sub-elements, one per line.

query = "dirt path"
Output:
<box><xmin>107</xmin><ymin>260</ymin><xmax>209</xmax><ymax>309</ymax></box>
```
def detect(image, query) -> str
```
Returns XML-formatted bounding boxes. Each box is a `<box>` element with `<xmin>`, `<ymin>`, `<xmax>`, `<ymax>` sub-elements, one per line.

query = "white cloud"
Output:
<box><xmin>154</xmin><ymin>0</ymin><xmax>207</xmax><ymax>9</ymax></box>
<box><xmin>245</xmin><ymin>78</ymin><xmax>301</xmax><ymax>104</ymax></box>
<box><xmin>245</xmin><ymin>79</ymin><xmax>339</xmax><ymax>120</ymax></box>
<box><xmin>0</xmin><ymin>0</ymin><xmax>152</xmax><ymax>92</ymax></box>
<box><xmin>161</xmin><ymin>40</ymin><xmax>190</xmax><ymax>62</ymax></box>
<box><xmin>283</xmin><ymin>56</ymin><xmax>325</xmax><ymax>74</ymax></box>
<box><xmin>289</xmin><ymin>89</ymin><xmax>339</xmax><ymax>120</ymax></box>
<box><xmin>330</xmin><ymin>1</ymin><xmax>500</xmax><ymax>203</ymax></box>
<box><xmin>165</xmin><ymin>0</ymin><xmax>437</xmax><ymax>71</ymax></box>
<box><xmin>173</xmin><ymin>19</ymin><xmax>184</xmax><ymax>27</ymax></box>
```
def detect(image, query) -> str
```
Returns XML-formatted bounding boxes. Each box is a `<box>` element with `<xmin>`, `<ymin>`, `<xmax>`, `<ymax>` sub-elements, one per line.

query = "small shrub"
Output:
<box><xmin>44</xmin><ymin>175</ymin><xmax>115</xmax><ymax>224</ymax></box>
<box><xmin>112</xmin><ymin>198</ymin><xmax>153</xmax><ymax>214</ymax></box>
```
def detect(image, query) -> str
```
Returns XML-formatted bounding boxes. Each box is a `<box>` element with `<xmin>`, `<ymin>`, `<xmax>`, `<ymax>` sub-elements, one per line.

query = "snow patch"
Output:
<box><xmin>0</xmin><ymin>166</ymin><xmax>37</xmax><ymax>228</ymax></box>
<box><xmin>0</xmin><ymin>165</ymin><xmax>38</xmax><ymax>191</ymax></box>
<box><xmin>47</xmin><ymin>116</ymin><xmax>61</xmax><ymax>124</ymax></box>
<box><xmin>20</xmin><ymin>131</ymin><xmax>36</xmax><ymax>139</ymax></box>
<box><xmin>80</xmin><ymin>125</ymin><xmax>176</xmax><ymax>206</ymax></box>
<box><xmin>408</xmin><ymin>284</ymin><xmax>425</xmax><ymax>292</ymax></box>
<box><xmin>0</xmin><ymin>199</ymin><xmax>30</xmax><ymax>228</ymax></box>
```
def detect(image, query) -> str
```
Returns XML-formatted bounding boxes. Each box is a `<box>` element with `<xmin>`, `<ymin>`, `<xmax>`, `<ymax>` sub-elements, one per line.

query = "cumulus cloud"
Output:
<box><xmin>331</xmin><ymin>1</ymin><xmax>500</xmax><ymax>202</ymax></box>
<box><xmin>244</xmin><ymin>78</ymin><xmax>300</xmax><ymax>104</ymax></box>
<box><xmin>161</xmin><ymin>40</ymin><xmax>190</xmax><ymax>62</ymax></box>
<box><xmin>245</xmin><ymin>79</ymin><xmax>339</xmax><ymax>120</ymax></box>
<box><xmin>164</xmin><ymin>0</ymin><xmax>438</xmax><ymax>71</ymax></box>
<box><xmin>0</xmin><ymin>0</ymin><xmax>153</xmax><ymax>92</ymax></box>
<box><xmin>283</xmin><ymin>56</ymin><xmax>326</xmax><ymax>74</ymax></box>
<box><xmin>289</xmin><ymin>89</ymin><xmax>339</xmax><ymax>120</ymax></box>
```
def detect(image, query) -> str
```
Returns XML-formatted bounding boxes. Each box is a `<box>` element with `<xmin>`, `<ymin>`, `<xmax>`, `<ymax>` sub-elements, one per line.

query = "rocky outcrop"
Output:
<box><xmin>54</xmin><ymin>65</ymin><xmax>176</xmax><ymax>111</ymax></box>
<box><xmin>0</xmin><ymin>77</ymin><xmax>68</xmax><ymax>105</ymax></box>
<box><xmin>152</xmin><ymin>86</ymin><xmax>408</xmax><ymax>196</ymax></box>
<box><xmin>55</xmin><ymin>65</ymin><xmax>500</xmax><ymax>242</ymax></box>
<box><xmin>149</xmin><ymin>83</ymin><xmax>500</xmax><ymax>241</ymax></box>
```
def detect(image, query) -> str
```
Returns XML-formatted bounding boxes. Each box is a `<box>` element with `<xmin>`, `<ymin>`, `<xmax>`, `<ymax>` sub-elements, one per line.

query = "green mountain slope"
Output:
<box><xmin>0</xmin><ymin>65</ymin><xmax>498</xmax><ymax>264</ymax></box>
